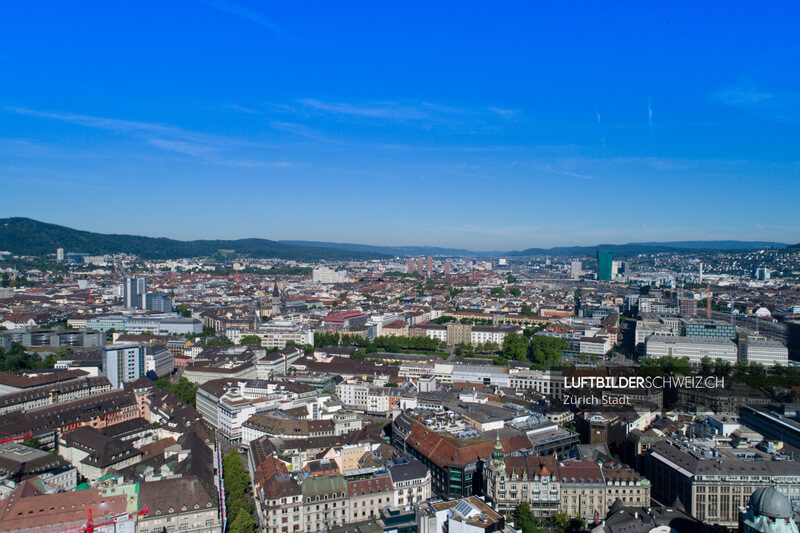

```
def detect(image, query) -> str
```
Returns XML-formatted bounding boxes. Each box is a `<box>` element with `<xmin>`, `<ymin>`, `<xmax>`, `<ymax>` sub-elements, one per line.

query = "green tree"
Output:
<box><xmin>176</xmin><ymin>304</ymin><xmax>192</xmax><ymax>318</ymax></box>
<box><xmin>528</xmin><ymin>336</ymin><xmax>567</xmax><ymax>366</ymax></box>
<box><xmin>204</xmin><ymin>337</ymin><xmax>234</xmax><ymax>348</ymax></box>
<box><xmin>520</xmin><ymin>304</ymin><xmax>534</xmax><ymax>316</ymax></box>
<box><xmin>239</xmin><ymin>335</ymin><xmax>263</xmax><ymax>345</ymax></box>
<box><xmin>22</xmin><ymin>437</ymin><xmax>41</xmax><ymax>449</ymax></box>
<box><xmin>713</xmin><ymin>358</ymin><xmax>732</xmax><ymax>378</ymax></box>
<box><xmin>735</xmin><ymin>359</ymin><xmax>748</xmax><ymax>376</ymax></box>
<box><xmin>507</xmin><ymin>275</ymin><xmax>517</xmax><ymax>283</ymax></box>
<box><xmin>748</xmin><ymin>361</ymin><xmax>766</xmax><ymax>377</ymax></box>
<box><xmin>639</xmin><ymin>356</ymin><xmax>692</xmax><ymax>377</ymax></box>
<box><xmin>490</xmin><ymin>287</ymin><xmax>504</xmax><ymax>296</ymax></box>
<box><xmin>513</xmin><ymin>502</ymin><xmax>543</xmax><ymax>533</ymax></box>
<box><xmin>53</xmin><ymin>346</ymin><xmax>74</xmax><ymax>360</ymax></box>
<box><xmin>153</xmin><ymin>377</ymin><xmax>199</xmax><ymax>407</ymax></box>
<box><xmin>502</xmin><ymin>333</ymin><xmax>529</xmax><ymax>361</ymax></box>
<box><xmin>228</xmin><ymin>508</ymin><xmax>256</xmax><ymax>533</ymax></box>
<box><xmin>508</xmin><ymin>287</ymin><xmax>522</xmax><ymax>297</ymax></box>
<box><xmin>700</xmin><ymin>356</ymin><xmax>713</xmax><ymax>376</ymax></box>
<box><xmin>223</xmin><ymin>449</ymin><xmax>252</xmax><ymax>531</ymax></box>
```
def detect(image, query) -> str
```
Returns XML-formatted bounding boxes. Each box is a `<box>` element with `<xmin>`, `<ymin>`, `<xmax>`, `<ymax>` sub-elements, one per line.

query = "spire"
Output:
<box><xmin>492</xmin><ymin>431</ymin><xmax>505</xmax><ymax>472</ymax></box>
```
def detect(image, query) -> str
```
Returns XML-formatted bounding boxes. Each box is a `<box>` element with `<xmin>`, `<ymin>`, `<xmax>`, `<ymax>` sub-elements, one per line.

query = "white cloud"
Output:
<box><xmin>199</xmin><ymin>0</ymin><xmax>285</xmax><ymax>36</ymax></box>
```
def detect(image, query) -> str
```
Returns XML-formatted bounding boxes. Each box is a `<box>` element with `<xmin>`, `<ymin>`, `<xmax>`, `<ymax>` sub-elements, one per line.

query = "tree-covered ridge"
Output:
<box><xmin>0</xmin><ymin>218</ymin><xmax>387</xmax><ymax>260</ymax></box>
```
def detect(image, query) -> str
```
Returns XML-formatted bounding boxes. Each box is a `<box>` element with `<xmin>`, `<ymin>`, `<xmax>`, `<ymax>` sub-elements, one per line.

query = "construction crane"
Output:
<box><xmin>0</xmin><ymin>430</ymin><xmax>33</xmax><ymax>444</ymax></box>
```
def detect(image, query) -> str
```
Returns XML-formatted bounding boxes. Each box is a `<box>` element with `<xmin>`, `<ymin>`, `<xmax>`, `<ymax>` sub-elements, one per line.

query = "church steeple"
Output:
<box><xmin>492</xmin><ymin>431</ymin><xmax>505</xmax><ymax>472</ymax></box>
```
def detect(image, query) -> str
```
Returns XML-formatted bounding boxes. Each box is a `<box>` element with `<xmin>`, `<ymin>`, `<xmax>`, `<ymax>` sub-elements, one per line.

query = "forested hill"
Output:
<box><xmin>0</xmin><ymin>218</ymin><xmax>387</xmax><ymax>260</ymax></box>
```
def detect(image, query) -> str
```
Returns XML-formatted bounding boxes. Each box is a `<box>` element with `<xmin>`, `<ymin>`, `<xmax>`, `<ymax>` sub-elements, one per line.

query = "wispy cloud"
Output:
<box><xmin>269</xmin><ymin>120</ymin><xmax>338</xmax><ymax>143</ymax></box>
<box><xmin>5</xmin><ymin>106</ymin><xmax>290</xmax><ymax>168</ymax></box>
<box><xmin>714</xmin><ymin>82</ymin><xmax>774</xmax><ymax>106</ymax></box>
<box><xmin>199</xmin><ymin>0</ymin><xmax>285</xmax><ymax>36</ymax></box>
<box><xmin>220</xmin><ymin>103</ymin><xmax>261</xmax><ymax>114</ymax></box>
<box><xmin>488</xmin><ymin>107</ymin><xmax>520</xmax><ymax>118</ymax></box>
<box><xmin>712</xmin><ymin>80</ymin><xmax>800</xmax><ymax>122</ymax></box>
<box><xmin>298</xmin><ymin>99</ymin><xmax>430</xmax><ymax>120</ymax></box>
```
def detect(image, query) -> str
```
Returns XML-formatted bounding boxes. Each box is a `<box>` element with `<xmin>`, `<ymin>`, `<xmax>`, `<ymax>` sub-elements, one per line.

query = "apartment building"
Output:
<box><xmin>347</xmin><ymin>474</ymin><xmax>394</xmax><ymax>522</ymax></box>
<box><xmin>302</xmin><ymin>474</ymin><xmax>349</xmax><ymax>532</ymax></box>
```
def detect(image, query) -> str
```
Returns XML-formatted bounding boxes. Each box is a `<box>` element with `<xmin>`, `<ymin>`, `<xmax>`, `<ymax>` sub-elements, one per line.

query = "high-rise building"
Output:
<box><xmin>678</xmin><ymin>297</ymin><xmax>697</xmax><ymax>316</ymax></box>
<box><xmin>611</xmin><ymin>260</ymin><xmax>622</xmax><ymax>278</ymax></box>
<box><xmin>102</xmin><ymin>343</ymin><xmax>146</xmax><ymax>388</ymax></box>
<box><xmin>426</xmin><ymin>256</ymin><xmax>432</xmax><ymax>278</ymax></box>
<box><xmin>597</xmin><ymin>251</ymin><xmax>613</xmax><ymax>281</ymax></box>
<box><xmin>417</xmin><ymin>257</ymin><xmax>424</xmax><ymax>275</ymax></box>
<box><xmin>144</xmin><ymin>291</ymin><xmax>173</xmax><ymax>312</ymax></box>
<box><xmin>123</xmin><ymin>277</ymin><xmax>147</xmax><ymax>309</ymax></box>
<box><xmin>570</xmin><ymin>260</ymin><xmax>582</xmax><ymax>279</ymax></box>
<box><xmin>444</xmin><ymin>261</ymin><xmax>451</xmax><ymax>277</ymax></box>
<box><xmin>407</xmin><ymin>259</ymin><xmax>415</xmax><ymax>274</ymax></box>
<box><xmin>56</xmin><ymin>248</ymin><xmax>64</xmax><ymax>262</ymax></box>
<box><xmin>788</xmin><ymin>321</ymin><xmax>800</xmax><ymax>362</ymax></box>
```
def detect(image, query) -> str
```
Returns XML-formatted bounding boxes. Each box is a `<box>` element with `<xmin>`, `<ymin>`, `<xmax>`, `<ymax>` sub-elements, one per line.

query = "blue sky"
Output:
<box><xmin>2</xmin><ymin>1</ymin><xmax>799</xmax><ymax>250</ymax></box>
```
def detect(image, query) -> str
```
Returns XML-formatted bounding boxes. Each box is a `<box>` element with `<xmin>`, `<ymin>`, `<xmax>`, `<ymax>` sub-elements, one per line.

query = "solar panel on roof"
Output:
<box><xmin>454</xmin><ymin>501</ymin><xmax>474</xmax><ymax>517</ymax></box>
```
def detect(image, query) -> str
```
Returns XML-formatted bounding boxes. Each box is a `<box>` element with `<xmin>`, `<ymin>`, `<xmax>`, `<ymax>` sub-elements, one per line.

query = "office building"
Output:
<box><xmin>647</xmin><ymin>440</ymin><xmax>800</xmax><ymax>528</ymax></box>
<box><xmin>645</xmin><ymin>335</ymin><xmax>738</xmax><ymax>365</ymax></box>
<box><xmin>755</xmin><ymin>267</ymin><xmax>771</xmax><ymax>281</ymax></box>
<box><xmin>102</xmin><ymin>343</ymin><xmax>146</xmax><ymax>388</ymax></box>
<box><xmin>144</xmin><ymin>291</ymin><xmax>173</xmax><ymax>312</ymax></box>
<box><xmin>597</xmin><ymin>251</ymin><xmax>612</xmax><ymax>281</ymax></box>
<box><xmin>56</xmin><ymin>248</ymin><xmax>64</xmax><ymax>262</ymax></box>
<box><xmin>742</xmin><ymin>339</ymin><xmax>789</xmax><ymax>366</ymax></box>
<box><xmin>0</xmin><ymin>328</ymin><xmax>105</xmax><ymax>350</ymax></box>
<box><xmin>683</xmin><ymin>319</ymin><xmax>736</xmax><ymax>340</ymax></box>
<box><xmin>144</xmin><ymin>345</ymin><xmax>174</xmax><ymax>377</ymax></box>
<box><xmin>123</xmin><ymin>277</ymin><xmax>146</xmax><ymax>309</ymax></box>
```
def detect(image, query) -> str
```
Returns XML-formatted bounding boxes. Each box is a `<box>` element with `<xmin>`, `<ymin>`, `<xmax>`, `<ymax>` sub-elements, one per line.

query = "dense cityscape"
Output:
<box><xmin>4</xmin><ymin>2</ymin><xmax>800</xmax><ymax>532</ymax></box>
<box><xmin>0</xmin><ymin>221</ymin><xmax>799</xmax><ymax>533</ymax></box>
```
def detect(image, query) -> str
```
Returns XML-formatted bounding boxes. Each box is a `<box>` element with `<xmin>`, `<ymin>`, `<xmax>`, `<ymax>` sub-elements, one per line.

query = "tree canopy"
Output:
<box><xmin>223</xmin><ymin>449</ymin><xmax>252</xmax><ymax>532</ymax></box>
<box><xmin>502</xmin><ymin>333</ymin><xmax>529</xmax><ymax>361</ymax></box>
<box><xmin>528</xmin><ymin>336</ymin><xmax>568</xmax><ymax>366</ymax></box>
<box><xmin>153</xmin><ymin>376</ymin><xmax>199</xmax><ymax>407</ymax></box>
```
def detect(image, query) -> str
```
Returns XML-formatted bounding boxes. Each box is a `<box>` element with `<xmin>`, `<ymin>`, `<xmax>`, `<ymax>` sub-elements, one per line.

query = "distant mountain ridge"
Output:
<box><xmin>0</xmin><ymin>218</ymin><xmax>790</xmax><ymax>260</ymax></box>
<box><xmin>278</xmin><ymin>240</ymin><xmax>502</xmax><ymax>257</ymax></box>
<box><xmin>0</xmin><ymin>218</ymin><xmax>387</xmax><ymax>260</ymax></box>
<box><xmin>509</xmin><ymin>240</ymin><xmax>789</xmax><ymax>257</ymax></box>
<box><xmin>285</xmin><ymin>239</ymin><xmax>789</xmax><ymax>258</ymax></box>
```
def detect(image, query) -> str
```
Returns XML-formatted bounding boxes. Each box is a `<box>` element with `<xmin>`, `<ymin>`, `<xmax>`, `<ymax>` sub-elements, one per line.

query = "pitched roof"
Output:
<box><xmin>0</xmin><ymin>485</ymin><xmax>127</xmax><ymax>532</ymax></box>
